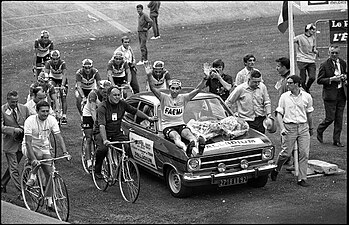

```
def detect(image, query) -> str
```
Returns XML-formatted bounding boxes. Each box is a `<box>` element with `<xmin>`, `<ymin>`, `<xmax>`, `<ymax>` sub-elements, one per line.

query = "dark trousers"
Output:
<box><xmin>317</xmin><ymin>94</ymin><xmax>346</xmax><ymax>143</ymax></box>
<box><xmin>129</xmin><ymin>65</ymin><xmax>140</xmax><ymax>94</ymax></box>
<box><xmin>94</xmin><ymin>133</ymin><xmax>129</xmax><ymax>174</ymax></box>
<box><xmin>138</xmin><ymin>31</ymin><xmax>148</xmax><ymax>61</ymax></box>
<box><xmin>150</xmin><ymin>15</ymin><xmax>160</xmax><ymax>37</ymax></box>
<box><xmin>297</xmin><ymin>61</ymin><xmax>316</xmax><ymax>92</ymax></box>
<box><xmin>247</xmin><ymin>116</ymin><xmax>266</xmax><ymax>134</ymax></box>
<box><xmin>1</xmin><ymin>150</ymin><xmax>23</xmax><ymax>192</ymax></box>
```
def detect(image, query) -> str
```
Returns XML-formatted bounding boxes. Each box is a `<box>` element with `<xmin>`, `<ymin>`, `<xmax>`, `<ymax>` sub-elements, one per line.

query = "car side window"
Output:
<box><xmin>124</xmin><ymin>101</ymin><xmax>140</xmax><ymax>122</ymax></box>
<box><xmin>137</xmin><ymin>103</ymin><xmax>155</xmax><ymax>131</ymax></box>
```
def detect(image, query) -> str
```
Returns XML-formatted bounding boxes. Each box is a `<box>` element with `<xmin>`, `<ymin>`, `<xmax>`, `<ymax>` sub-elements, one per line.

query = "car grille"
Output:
<box><xmin>199</xmin><ymin>148</ymin><xmax>266</xmax><ymax>171</ymax></box>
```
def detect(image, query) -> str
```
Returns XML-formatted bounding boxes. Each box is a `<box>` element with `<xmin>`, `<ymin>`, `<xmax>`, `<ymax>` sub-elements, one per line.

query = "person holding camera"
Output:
<box><xmin>316</xmin><ymin>45</ymin><xmax>347</xmax><ymax>147</ymax></box>
<box><xmin>1</xmin><ymin>91</ymin><xmax>30</xmax><ymax>198</ymax></box>
<box><xmin>205</xmin><ymin>59</ymin><xmax>233</xmax><ymax>101</ymax></box>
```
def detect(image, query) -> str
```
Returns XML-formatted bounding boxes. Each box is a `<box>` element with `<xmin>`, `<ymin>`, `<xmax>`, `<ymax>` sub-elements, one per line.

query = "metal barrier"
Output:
<box><xmin>315</xmin><ymin>19</ymin><xmax>347</xmax><ymax>60</ymax></box>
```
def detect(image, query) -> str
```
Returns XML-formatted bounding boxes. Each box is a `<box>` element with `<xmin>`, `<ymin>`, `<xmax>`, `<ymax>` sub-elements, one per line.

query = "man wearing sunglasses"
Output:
<box><xmin>144</xmin><ymin>61</ymin><xmax>209</xmax><ymax>157</ymax></box>
<box><xmin>316</xmin><ymin>45</ymin><xmax>347</xmax><ymax>147</ymax></box>
<box><xmin>44</xmin><ymin>50</ymin><xmax>68</xmax><ymax>124</ymax></box>
<box><xmin>33</xmin><ymin>30</ymin><xmax>53</xmax><ymax>78</ymax></box>
<box><xmin>76</xmin><ymin>59</ymin><xmax>102</xmax><ymax>116</ymax></box>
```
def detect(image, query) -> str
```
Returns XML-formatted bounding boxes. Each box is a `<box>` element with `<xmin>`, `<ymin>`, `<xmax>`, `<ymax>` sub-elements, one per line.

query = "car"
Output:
<box><xmin>122</xmin><ymin>88</ymin><xmax>277</xmax><ymax>198</ymax></box>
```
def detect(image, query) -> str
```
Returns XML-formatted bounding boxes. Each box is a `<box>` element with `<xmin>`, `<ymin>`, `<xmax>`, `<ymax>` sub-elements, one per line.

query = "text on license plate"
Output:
<box><xmin>218</xmin><ymin>176</ymin><xmax>248</xmax><ymax>187</ymax></box>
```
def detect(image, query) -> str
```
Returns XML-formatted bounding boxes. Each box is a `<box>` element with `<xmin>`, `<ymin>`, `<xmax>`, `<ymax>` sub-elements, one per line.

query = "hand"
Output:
<box><xmin>148</xmin><ymin>116</ymin><xmax>158</xmax><ymax>122</ymax></box>
<box><xmin>144</xmin><ymin>61</ymin><xmax>153</xmax><ymax>74</ymax></box>
<box><xmin>31</xmin><ymin>159</ymin><xmax>40</xmax><ymax>167</ymax></box>
<box><xmin>203</xmin><ymin>62</ymin><xmax>211</xmax><ymax>77</ymax></box>
<box><xmin>14</xmin><ymin>128</ymin><xmax>23</xmax><ymax>135</ymax></box>
<box><xmin>63</xmin><ymin>152</ymin><xmax>72</xmax><ymax>161</ymax></box>
<box><xmin>103</xmin><ymin>140</ymin><xmax>111</xmax><ymax>146</ymax></box>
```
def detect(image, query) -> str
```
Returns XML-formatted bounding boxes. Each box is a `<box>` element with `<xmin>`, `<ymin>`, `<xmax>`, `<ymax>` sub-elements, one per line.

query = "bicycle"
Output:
<box><xmin>81</xmin><ymin>130</ymin><xmax>96</xmax><ymax>174</ymax></box>
<box><xmin>20</xmin><ymin>154</ymin><xmax>71</xmax><ymax>222</ymax></box>
<box><xmin>32</xmin><ymin>63</ymin><xmax>45</xmax><ymax>81</ymax></box>
<box><xmin>117</xmin><ymin>83</ymin><xmax>133</xmax><ymax>100</ymax></box>
<box><xmin>91</xmin><ymin>140</ymin><xmax>142</xmax><ymax>203</ymax></box>
<box><xmin>52</xmin><ymin>85</ymin><xmax>66</xmax><ymax>126</ymax></box>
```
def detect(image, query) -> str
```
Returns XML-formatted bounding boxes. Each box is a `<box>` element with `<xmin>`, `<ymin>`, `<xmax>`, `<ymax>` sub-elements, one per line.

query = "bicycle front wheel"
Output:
<box><xmin>119</xmin><ymin>158</ymin><xmax>140</xmax><ymax>203</ymax></box>
<box><xmin>52</xmin><ymin>173</ymin><xmax>69</xmax><ymax>222</ymax></box>
<box><xmin>21</xmin><ymin>166</ymin><xmax>41</xmax><ymax>211</ymax></box>
<box><xmin>92</xmin><ymin>156</ymin><xmax>109</xmax><ymax>191</ymax></box>
<box><xmin>81</xmin><ymin>136</ymin><xmax>92</xmax><ymax>174</ymax></box>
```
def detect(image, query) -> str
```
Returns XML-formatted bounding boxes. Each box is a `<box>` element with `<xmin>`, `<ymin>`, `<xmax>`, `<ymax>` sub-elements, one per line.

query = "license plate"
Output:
<box><xmin>218</xmin><ymin>176</ymin><xmax>248</xmax><ymax>187</ymax></box>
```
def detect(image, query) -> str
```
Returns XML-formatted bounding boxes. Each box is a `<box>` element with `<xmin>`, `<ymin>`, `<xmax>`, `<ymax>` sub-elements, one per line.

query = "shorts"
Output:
<box><xmin>81</xmin><ymin>116</ymin><xmax>94</xmax><ymax>130</ymax></box>
<box><xmin>163</xmin><ymin>124</ymin><xmax>190</xmax><ymax>140</ymax></box>
<box><xmin>111</xmin><ymin>77</ymin><xmax>127</xmax><ymax>86</ymax></box>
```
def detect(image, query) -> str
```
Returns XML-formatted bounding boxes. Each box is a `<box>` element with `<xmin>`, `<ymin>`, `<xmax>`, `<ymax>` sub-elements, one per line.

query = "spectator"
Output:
<box><xmin>92</xmin><ymin>86</ymin><xmax>158</xmax><ymax>179</ymax></box>
<box><xmin>148</xmin><ymin>1</ymin><xmax>161</xmax><ymax>40</ymax></box>
<box><xmin>113</xmin><ymin>36</ymin><xmax>140</xmax><ymax>94</ymax></box>
<box><xmin>144</xmin><ymin>61</ymin><xmax>209</xmax><ymax>156</ymax></box>
<box><xmin>316</xmin><ymin>45</ymin><xmax>347</xmax><ymax>147</ymax></box>
<box><xmin>25</xmin><ymin>86</ymin><xmax>55</xmax><ymax>116</ymax></box>
<box><xmin>136</xmin><ymin>4</ymin><xmax>153</xmax><ymax>66</ymax></box>
<box><xmin>145</xmin><ymin>60</ymin><xmax>171</xmax><ymax>91</ymax></box>
<box><xmin>33</xmin><ymin>30</ymin><xmax>53</xmax><ymax>77</ymax></box>
<box><xmin>225</xmin><ymin>70</ymin><xmax>272</xmax><ymax>134</ymax></box>
<box><xmin>205</xmin><ymin>59</ymin><xmax>233</xmax><ymax>101</ymax></box>
<box><xmin>44</xmin><ymin>50</ymin><xmax>68</xmax><ymax>124</ymax></box>
<box><xmin>271</xmin><ymin>75</ymin><xmax>314</xmax><ymax>187</ymax></box>
<box><xmin>76</xmin><ymin>59</ymin><xmax>101</xmax><ymax>116</ymax></box>
<box><xmin>1</xmin><ymin>91</ymin><xmax>30</xmax><ymax>198</ymax></box>
<box><xmin>294</xmin><ymin>23</ymin><xmax>319</xmax><ymax>93</ymax></box>
<box><xmin>235</xmin><ymin>54</ymin><xmax>261</xmax><ymax>87</ymax></box>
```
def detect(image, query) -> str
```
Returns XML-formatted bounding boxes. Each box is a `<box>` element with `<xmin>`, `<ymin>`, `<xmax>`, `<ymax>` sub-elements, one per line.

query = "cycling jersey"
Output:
<box><xmin>107</xmin><ymin>59</ymin><xmax>129</xmax><ymax>78</ymax></box>
<box><xmin>76</xmin><ymin>68</ymin><xmax>101</xmax><ymax>90</ymax></box>
<box><xmin>45</xmin><ymin>59</ymin><xmax>66</xmax><ymax>80</ymax></box>
<box><xmin>34</xmin><ymin>38</ymin><xmax>53</xmax><ymax>58</ymax></box>
<box><xmin>146</xmin><ymin>69</ymin><xmax>170</xmax><ymax>91</ymax></box>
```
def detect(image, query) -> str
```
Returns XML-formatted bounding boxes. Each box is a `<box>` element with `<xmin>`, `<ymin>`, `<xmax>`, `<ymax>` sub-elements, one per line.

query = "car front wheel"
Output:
<box><xmin>165</xmin><ymin>167</ymin><xmax>191</xmax><ymax>198</ymax></box>
<box><xmin>247</xmin><ymin>174</ymin><xmax>269</xmax><ymax>188</ymax></box>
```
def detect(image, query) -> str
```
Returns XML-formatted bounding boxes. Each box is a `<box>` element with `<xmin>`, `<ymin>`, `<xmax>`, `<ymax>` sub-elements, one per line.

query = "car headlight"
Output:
<box><xmin>217</xmin><ymin>163</ymin><xmax>226</xmax><ymax>172</ymax></box>
<box><xmin>187</xmin><ymin>158</ymin><xmax>201</xmax><ymax>172</ymax></box>
<box><xmin>262</xmin><ymin>147</ymin><xmax>274</xmax><ymax>160</ymax></box>
<box><xmin>240</xmin><ymin>159</ymin><xmax>249</xmax><ymax>169</ymax></box>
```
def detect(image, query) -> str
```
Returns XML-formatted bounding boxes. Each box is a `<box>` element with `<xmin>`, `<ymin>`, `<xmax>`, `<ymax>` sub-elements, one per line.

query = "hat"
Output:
<box><xmin>263</xmin><ymin>117</ymin><xmax>277</xmax><ymax>133</ymax></box>
<box><xmin>38</xmin><ymin>72</ymin><xmax>49</xmax><ymax>81</ymax></box>
<box><xmin>169</xmin><ymin>79</ymin><xmax>182</xmax><ymax>88</ymax></box>
<box><xmin>100</xmin><ymin>80</ymin><xmax>111</xmax><ymax>89</ymax></box>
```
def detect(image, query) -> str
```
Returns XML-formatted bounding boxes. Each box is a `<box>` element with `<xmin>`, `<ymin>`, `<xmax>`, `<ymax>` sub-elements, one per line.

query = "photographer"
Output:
<box><xmin>1</xmin><ymin>91</ymin><xmax>30</xmax><ymax>198</ymax></box>
<box><xmin>204</xmin><ymin>59</ymin><xmax>233</xmax><ymax>101</ymax></box>
<box><xmin>316</xmin><ymin>45</ymin><xmax>347</xmax><ymax>147</ymax></box>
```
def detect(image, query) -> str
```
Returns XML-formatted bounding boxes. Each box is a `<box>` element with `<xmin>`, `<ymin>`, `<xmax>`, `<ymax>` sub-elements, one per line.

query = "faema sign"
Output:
<box><xmin>330</xmin><ymin>20</ymin><xmax>348</xmax><ymax>44</ymax></box>
<box><xmin>300</xmin><ymin>1</ymin><xmax>347</xmax><ymax>11</ymax></box>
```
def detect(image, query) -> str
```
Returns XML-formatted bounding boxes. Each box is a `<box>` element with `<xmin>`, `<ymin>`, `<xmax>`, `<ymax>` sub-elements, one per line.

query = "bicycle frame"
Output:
<box><xmin>117</xmin><ymin>84</ymin><xmax>133</xmax><ymax>100</ymax></box>
<box><xmin>53</xmin><ymin>86</ymin><xmax>63</xmax><ymax>125</ymax></box>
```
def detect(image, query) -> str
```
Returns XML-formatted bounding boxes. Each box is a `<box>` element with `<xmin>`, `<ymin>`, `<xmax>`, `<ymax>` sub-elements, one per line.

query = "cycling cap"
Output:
<box><xmin>82</xmin><ymin>59</ymin><xmax>93</xmax><ymax>67</ymax></box>
<box><xmin>153</xmin><ymin>61</ymin><xmax>164</xmax><ymax>70</ymax></box>
<box><xmin>50</xmin><ymin>50</ymin><xmax>60</xmax><ymax>58</ymax></box>
<box><xmin>41</xmin><ymin>30</ymin><xmax>49</xmax><ymax>37</ymax></box>
<box><xmin>113</xmin><ymin>51</ymin><xmax>124</xmax><ymax>59</ymax></box>
<box><xmin>305</xmin><ymin>23</ymin><xmax>316</xmax><ymax>32</ymax></box>
<box><xmin>169</xmin><ymin>79</ymin><xmax>182</xmax><ymax>88</ymax></box>
<box><xmin>38</xmin><ymin>71</ymin><xmax>49</xmax><ymax>81</ymax></box>
<box><xmin>100</xmin><ymin>80</ymin><xmax>112</xmax><ymax>89</ymax></box>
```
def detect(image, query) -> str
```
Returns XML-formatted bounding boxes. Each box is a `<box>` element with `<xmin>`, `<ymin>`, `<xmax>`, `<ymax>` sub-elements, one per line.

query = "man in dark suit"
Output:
<box><xmin>1</xmin><ymin>90</ymin><xmax>30</xmax><ymax>197</ymax></box>
<box><xmin>317</xmin><ymin>45</ymin><xmax>347</xmax><ymax>147</ymax></box>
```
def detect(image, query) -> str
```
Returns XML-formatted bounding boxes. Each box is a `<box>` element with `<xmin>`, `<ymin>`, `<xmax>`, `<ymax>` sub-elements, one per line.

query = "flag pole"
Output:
<box><xmin>288</xmin><ymin>1</ymin><xmax>295</xmax><ymax>75</ymax></box>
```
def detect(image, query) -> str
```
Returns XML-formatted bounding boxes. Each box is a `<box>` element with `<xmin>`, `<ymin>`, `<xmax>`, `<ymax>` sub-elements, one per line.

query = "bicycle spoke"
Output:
<box><xmin>119</xmin><ymin>159</ymin><xmax>140</xmax><ymax>203</ymax></box>
<box><xmin>21</xmin><ymin>166</ymin><xmax>41</xmax><ymax>211</ymax></box>
<box><xmin>52</xmin><ymin>174</ymin><xmax>69</xmax><ymax>221</ymax></box>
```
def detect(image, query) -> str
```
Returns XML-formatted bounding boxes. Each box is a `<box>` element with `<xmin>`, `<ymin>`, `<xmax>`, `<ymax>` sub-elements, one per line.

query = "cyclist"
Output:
<box><xmin>145</xmin><ymin>60</ymin><xmax>171</xmax><ymax>91</ymax></box>
<box><xmin>25</xmin><ymin>86</ymin><xmax>55</xmax><ymax>116</ymax></box>
<box><xmin>27</xmin><ymin>72</ymin><xmax>59</xmax><ymax>113</ymax></box>
<box><xmin>44</xmin><ymin>50</ymin><xmax>68</xmax><ymax>124</ymax></box>
<box><xmin>81</xmin><ymin>80</ymin><xmax>111</xmax><ymax>170</ymax></box>
<box><xmin>76</xmin><ymin>59</ymin><xmax>102</xmax><ymax>116</ymax></box>
<box><xmin>22</xmin><ymin>100</ymin><xmax>70</xmax><ymax>210</ymax></box>
<box><xmin>92</xmin><ymin>86</ymin><xmax>158</xmax><ymax>179</ymax></box>
<box><xmin>33</xmin><ymin>30</ymin><xmax>54</xmax><ymax>78</ymax></box>
<box><xmin>107</xmin><ymin>51</ymin><xmax>132</xmax><ymax>88</ymax></box>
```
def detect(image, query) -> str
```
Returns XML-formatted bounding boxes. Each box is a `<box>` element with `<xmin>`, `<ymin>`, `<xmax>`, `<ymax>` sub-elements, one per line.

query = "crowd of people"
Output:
<box><xmin>1</xmin><ymin>1</ymin><xmax>348</xmax><ymax>203</ymax></box>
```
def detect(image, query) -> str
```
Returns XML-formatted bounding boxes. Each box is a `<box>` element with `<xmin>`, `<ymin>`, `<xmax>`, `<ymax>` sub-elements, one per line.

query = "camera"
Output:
<box><xmin>209</xmin><ymin>68</ymin><xmax>219</xmax><ymax>77</ymax></box>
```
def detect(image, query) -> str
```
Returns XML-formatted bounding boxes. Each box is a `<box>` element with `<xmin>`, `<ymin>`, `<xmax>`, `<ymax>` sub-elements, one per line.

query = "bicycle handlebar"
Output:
<box><xmin>38</xmin><ymin>154</ymin><xmax>71</xmax><ymax>163</ymax></box>
<box><xmin>108</xmin><ymin>140</ymin><xmax>143</xmax><ymax>145</ymax></box>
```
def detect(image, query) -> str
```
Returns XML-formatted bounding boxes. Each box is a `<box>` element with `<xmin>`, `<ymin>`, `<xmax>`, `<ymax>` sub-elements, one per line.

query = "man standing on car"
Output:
<box><xmin>136</xmin><ymin>4</ymin><xmax>153</xmax><ymax>66</ymax></box>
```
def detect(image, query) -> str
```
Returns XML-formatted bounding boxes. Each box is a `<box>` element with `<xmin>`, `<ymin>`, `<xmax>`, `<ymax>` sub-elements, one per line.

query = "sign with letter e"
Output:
<box><xmin>329</xmin><ymin>20</ymin><xmax>348</xmax><ymax>44</ymax></box>
<box><xmin>300</xmin><ymin>1</ymin><xmax>347</xmax><ymax>11</ymax></box>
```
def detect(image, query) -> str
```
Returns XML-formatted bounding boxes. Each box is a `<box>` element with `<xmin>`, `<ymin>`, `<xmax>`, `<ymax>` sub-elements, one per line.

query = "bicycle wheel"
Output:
<box><xmin>52</xmin><ymin>173</ymin><xmax>69</xmax><ymax>222</ymax></box>
<box><xmin>119</xmin><ymin>158</ymin><xmax>140</xmax><ymax>203</ymax></box>
<box><xmin>21</xmin><ymin>166</ymin><xmax>41</xmax><ymax>211</ymax></box>
<box><xmin>92</xmin><ymin>156</ymin><xmax>109</xmax><ymax>191</ymax></box>
<box><xmin>81</xmin><ymin>136</ymin><xmax>90</xmax><ymax>174</ymax></box>
<box><xmin>49</xmin><ymin>132</ymin><xmax>57</xmax><ymax>158</ymax></box>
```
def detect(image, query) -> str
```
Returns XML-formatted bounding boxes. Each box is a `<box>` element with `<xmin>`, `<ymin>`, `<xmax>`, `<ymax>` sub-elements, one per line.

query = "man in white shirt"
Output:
<box><xmin>235</xmin><ymin>54</ymin><xmax>262</xmax><ymax>87</ymax></box>
<box><xmin>25</xmin><ymin>86</ymin><xmax>54</xmax><ymax>116</ymax></box>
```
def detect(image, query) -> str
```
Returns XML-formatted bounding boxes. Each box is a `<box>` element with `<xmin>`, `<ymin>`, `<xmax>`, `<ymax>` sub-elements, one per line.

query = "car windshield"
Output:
<box><xmin>183</xmin><ymin>97</ymin><xmax>230</xmax><ymax>123</ymax></box>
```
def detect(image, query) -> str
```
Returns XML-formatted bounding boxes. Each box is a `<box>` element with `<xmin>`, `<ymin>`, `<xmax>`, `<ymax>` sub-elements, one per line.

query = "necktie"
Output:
<box><xmin>13</xmin><ymin>109</ymin><xmax>17</xmax><ymax>122</ymax></box>
<box><xmin>335</xmin><ymin>61</ymin><xmax>342</xmax><ymax>89</ymax></box>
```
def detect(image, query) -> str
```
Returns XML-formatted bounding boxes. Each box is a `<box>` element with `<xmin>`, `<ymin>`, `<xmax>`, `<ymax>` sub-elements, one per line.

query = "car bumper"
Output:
<box><xmin>182</xmin><ymin>164</ymin><xmax>277</xmax><ymax>187</ymax></box>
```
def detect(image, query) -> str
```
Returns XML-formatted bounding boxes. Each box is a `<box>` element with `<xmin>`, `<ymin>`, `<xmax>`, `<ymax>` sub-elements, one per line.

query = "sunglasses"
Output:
<box><xmin>52</xmin><ymin>58</ymin><xmax>59</xmax><ymax>61</ymax></box>
<box><xmin>248</xmin><ymin>59</ymin><xmax>256</xmax><ymax>62</ymax></box>
<box><xmin>330</xmin><ymin>52</ymin><xmax>339</xmax><ymax>55</ymax></box>
<box><xmin>114</xmin><ymin>57</ymin><xmax>123</xmax><ymax>60</ymax></box>
<box><xmin>123</xmin><ymin>41</ymin><xmax>130</xmax><ymax>44</ymax></box>
<box><xmin>84</xmin><ymin>66</ymin><xmax>92</xmax><ymax>69</ymax></box>
<box><xmin>170</xmin><ymin>87</ymin><xmax>180</xmax><ymax>90</ymax></box>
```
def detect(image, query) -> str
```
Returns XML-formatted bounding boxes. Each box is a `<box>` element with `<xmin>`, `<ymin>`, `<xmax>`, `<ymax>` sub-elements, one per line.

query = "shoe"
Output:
<box><xmin>198</xmin><ymin>136</ymin><xmax>205</xmax><ymax>155</ymax></box>
<box><xmin>270</xmin><ymin>169</ymin><xmax>278</xmax><ymax>181</ymax></box>
<box><xmin>156</xmin><ymin>36</ymin><xmax>160</xmax><ymax>39</ymax></box>
<box><xmin>136</xmin><ymin>61</ymin><xmax>144</xmax><ymax>66</ymax></box>
<box><xmin>1</xmin><ymin>185</ymin><xmax>6</xmax><ymax>193</ymax></box>
<box><xmin>186</xmin><ymin>141</ymin><xmax>195</xmax><ymax>157</ymax></box>
<box><xmin>150</xmin><ymin>36</ymin><xmax>157</xmax><ymax>40</ymax></box>
<box><xmin>61</xmin><ymin>117</ymin><xmax>67</xmax><ymax>125</ymax></box>
<box><xmin>285</xmin><ymin>165</ymin><xmax>295</xmax><ymax>172</ymax></box>
<box><xmin>297</xmin><ymin>179</ymin><xmax>310</xmax><ymax>187</ymax></box>
<box><xmin>94</xmin><ymin>172</ymin><xmax>103</xmax><ymax>180</ymax></box>
<box><xmin>26</xmin><ymin>178</ymin><xmax>35</xmax><ymax>187</ymax></box>
<box><xmin>316</xmin><ymin>132</ymin><xmax>323</xmax><ymax>143</ymax></box>
<box><xmin>333</xmin><ymin>142</ymin><xmax>344</xmax><ymax>147</ymax></box>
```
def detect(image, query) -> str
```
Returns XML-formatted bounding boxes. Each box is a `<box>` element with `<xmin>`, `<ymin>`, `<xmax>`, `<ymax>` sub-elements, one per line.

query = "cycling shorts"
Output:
<box><xmin>163</xmin><ymin>124</ymin><xmax>190</xmax><ymax>140</ymax></box>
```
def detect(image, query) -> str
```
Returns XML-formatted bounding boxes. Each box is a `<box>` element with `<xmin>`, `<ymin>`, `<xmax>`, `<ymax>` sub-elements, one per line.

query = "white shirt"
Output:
<box><xmin>25</xmin><ymin>99</ymin><xmax>54</xmax><ymax>116</ymax></box>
